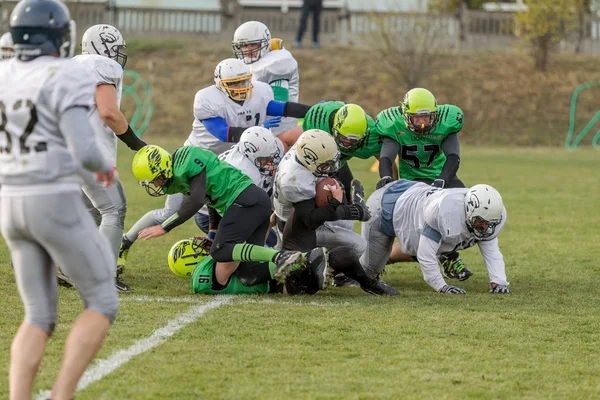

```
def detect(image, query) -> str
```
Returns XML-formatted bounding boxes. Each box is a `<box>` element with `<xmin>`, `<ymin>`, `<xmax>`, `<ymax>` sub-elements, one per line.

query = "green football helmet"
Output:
<box><xmin>132</xmin><ymin>145</ymin><xmax>173</xmax><ymax>197</ymax></box>
<box><xmin>167</xmin><ymin>238</ymin><xmax>211</xmax><ymax>279</ymax></box>
<box><xmin>332</xmin><ymin>104</ymin><xmax>368</xmax><ymax>152</ymax></box>
<box><xmin>401</xmin><ymin>88</ymin><xmax>438</xmax><ymax>134</ymax></box>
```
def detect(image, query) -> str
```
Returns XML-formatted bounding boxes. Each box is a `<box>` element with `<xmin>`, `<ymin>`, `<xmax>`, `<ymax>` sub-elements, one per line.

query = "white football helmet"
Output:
<box><xmin>464</xmin><ymin>184</ymin><xmax>504</xmax><ymax>240</ymax></box>
<box><xmin>238</xmin><ymin>126</ymin><xmax>281</xmax><ymax>176</ymax></box>
<box><xmin>0</xmin><ymin>32</ymin><xmax>14</xmax><ymax>60</ymax></box>
<box><xmin>295</xmin><ymin>129</ymin><xmax>341</xmax><ymax>177</ymax></box>
<box><xmin>214</xmin><ymin>58</ymin><xmax>253</xmax><ymax>102</ymax></box>
<box><xmin>232</xmin><ymin>21</ymin><xmax>271</xmax><ymax>64</ymax></box>
<box><xmin>81</xmin><ymin>24</ymin><xmax>127</xmax><ymax>67</ymax></box>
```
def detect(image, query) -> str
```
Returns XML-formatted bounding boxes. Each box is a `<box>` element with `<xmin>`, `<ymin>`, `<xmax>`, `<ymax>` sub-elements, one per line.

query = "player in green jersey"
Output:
<box><xmin>131</xmin><ymin>145</ymin><xmax>311</xmax><ymax>288</ymax></box>
<box><xmin>374</xmin><ymin>88</ymin><xmax>471</xmax><ymax>281</ymax></box>
<box><xmin>303</xmin><ymin>102</ymin><xmax>383</xmax><ymax>197</ymax></box>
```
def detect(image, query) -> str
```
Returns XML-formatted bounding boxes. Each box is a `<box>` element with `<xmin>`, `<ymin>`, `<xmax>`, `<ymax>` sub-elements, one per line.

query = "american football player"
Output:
<box><xmin>0</xmin><ymin>1</ymin><xmax>118</xmax><ymax>398</ymax></box>
<box><xmin>0</xmin><ymin>32</ymin><xmax>14</xmax><ymax>59</ymax></box>
<box><xmin>361</xmin><ymin>180</ymin><xmax>511</xmax><ymax>294</ymax></box>
<box><xmin>232</xmin><ymin>21</ymin><xmax>300</xmax><ymax>135</ymax></box>
<box><xmin>72</xmin><ymin>24</ymin><xmax>146</xmax><ymax>292</ymax></box>
<box><xmin>375</xmin><ymin>88</ymin><xmax>470</xmax><ymax>281</ymax></box>
<box><xmin>131</xmin><ymin>144</ymin><xmax>309</xmax><ymax>287</ymax></box>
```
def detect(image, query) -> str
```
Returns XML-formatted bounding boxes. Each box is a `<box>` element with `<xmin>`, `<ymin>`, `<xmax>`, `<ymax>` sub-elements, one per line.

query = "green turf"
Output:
<box><xmin>1</xmin><ymin>140</ymin><xmax>599</xmax><ymax>399</ymax></box>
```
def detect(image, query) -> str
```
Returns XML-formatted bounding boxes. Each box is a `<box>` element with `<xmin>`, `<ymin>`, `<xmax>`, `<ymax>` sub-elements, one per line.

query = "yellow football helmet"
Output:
<box><xmin>332</xmin><ymin>104</ymin><xmax>368</xmax><ymax>152</ymax></box>
<box><xmin>132</xmin><ymin>145</ymin><xmax>173</xmax><ymax>197</ymax></box>
<box><xmin>167</xmin><ymin>238</ymin><xmax>211</xmax><ymax>279</ymax></box>
<box><xmin>401</xmin><ymin>88</ymin><xmax>438</xmax><ymax>134</ymax></box>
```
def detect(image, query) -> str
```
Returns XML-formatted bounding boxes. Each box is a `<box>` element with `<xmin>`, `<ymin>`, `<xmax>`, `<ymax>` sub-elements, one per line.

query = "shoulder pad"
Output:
<box><xmin>436</xmin><ymin>105</ymin><xmax>464</xmax><ymax>134</ymax></box>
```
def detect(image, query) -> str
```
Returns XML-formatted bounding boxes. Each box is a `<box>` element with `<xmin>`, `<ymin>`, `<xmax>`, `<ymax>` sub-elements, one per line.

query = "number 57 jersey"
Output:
<box><xmin>0</xmin><ymin>57</ymin><xmax>96</xmax><ymax>186</ymax></box>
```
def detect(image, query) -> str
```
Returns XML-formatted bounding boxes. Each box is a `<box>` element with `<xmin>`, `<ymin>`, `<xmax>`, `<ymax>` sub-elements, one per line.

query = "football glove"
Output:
<box><xmin>432</xmin><ymin>179</ymin><xmax>445</xmax><ymax>189</ymax></box>
<box><xmin>439</xmin><ymin>285</ymin><xmax>467</xmax><ymax>294</ymax></box>
<box><xmin>338</xmin><ymin>203</ymin><xmax>371</xmax><ymax>222</ymax></box>
<box><xmin>489</xmin><ymin>283</ymin><xmax>511</xmax><ymax>294</ymax></box>
<box><xmin>350</xmin><ymin>179</ymin><xmax>366</xmax><ymax>206</ymax></box>
<box><xmin>376</xmin><ymin>176</ymin><xmax>394</xmax><ymax>190</ymax></box>
<box><xmin>262</xmin><ymin>116</ymin><xmax>282</xmax><ymax>129</ymax></box>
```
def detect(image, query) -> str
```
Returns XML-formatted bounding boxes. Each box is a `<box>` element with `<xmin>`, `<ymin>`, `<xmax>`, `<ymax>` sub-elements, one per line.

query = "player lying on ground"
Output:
<box><xmin>232</xmin><ymin>20</ymin><xmax>300</xmax><ymax>134</ymax></box>
<box><xmin>193</xmin><ymin>126</ymin><xmax>284</xmax><ymax>247</ymax></box>
<box><xmin>361</xmin><ymin>180</ymin><xmax>511</xmax><ymax>294</ymax></box>
<box><xmin>132</xmin><ymin>144</ymin><xmax>311</xmax><ymax>287</ymax></box>
<box><xmin>375</xmin><ymin>88</ymin><xmax>471</xmax><ymax>280</ymax></box>
<box><xmin>1</xmin><ymin>1</ymin><xmax>119</xmax><ymax>398</ymax></box>
<box><xmin>117</xmin><ymin>58</ymin><xmax>308</xmax><ymax>278</ymax></box>
<box><xmin>273</xmin><ymin>130</ymin><xmax>398</xmax><ymax>295</ymax></box>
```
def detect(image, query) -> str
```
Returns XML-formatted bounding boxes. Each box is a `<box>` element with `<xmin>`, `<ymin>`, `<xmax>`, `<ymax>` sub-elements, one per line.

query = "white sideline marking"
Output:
<box><xmin>120</xmin><ymin>295</ymin><xmax>351</xmax><ymax>307</ymax></box>
<box><xmin>35</xmin><ymin>296</ymin><xmax>232</xmax><ymax>400</ymax></box>
<box><xmin>120</xmin><ymin>295</ymin><xmax>203</xmax><ymax>303</ymax></box>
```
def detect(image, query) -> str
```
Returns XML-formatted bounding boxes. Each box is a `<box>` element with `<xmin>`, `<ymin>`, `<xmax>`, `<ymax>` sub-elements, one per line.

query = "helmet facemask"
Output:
<box><xmin>139</xmin><ymin>170</ymin><xmax>173</xmax><ymax>197</ymax></box>
<box><xmin>467</xmin><ymin>215</ymin><xmax>502</xmax><ymax>240</ymax></box>
<box><xmin>404</xmin><ymin>111</ymin><xmax>438</xmax><ymax>134</ymax></box>
<box><xmin>232</xmin><ymin>39</ymin><xmax>269</xmax><ymax>64</ymax></box>
<box><xmin>333</xmin><ymin>129</ymin><xmax>364</xmax><ymax>152</ymax></box>
<box><xmin>314</xmin><ymin>152</ymin><xmax>341</xmax><ymax>177</ymax></box>
<box><xmin>218</xmin><ymin>74</ymin><xmax>253</xmax><ymax>102</ymax></box>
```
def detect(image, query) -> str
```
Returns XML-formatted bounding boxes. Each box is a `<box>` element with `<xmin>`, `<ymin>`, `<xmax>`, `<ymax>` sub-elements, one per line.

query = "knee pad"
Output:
<box><xmin>210</xmin><ymin>243</ymin><xmax>234</xmax><ymax>263</ymax></box>
<box><xmin>328</xmin><ymin>246</ymin><xmax>361</xmax><ymax>272</ymax></box>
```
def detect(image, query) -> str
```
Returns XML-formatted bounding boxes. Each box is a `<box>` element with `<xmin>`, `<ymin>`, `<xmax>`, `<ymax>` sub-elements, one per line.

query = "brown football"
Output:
<box><xmin>315</xmin><ymin>177</ymin><xmax>341</xmax><ymax>208</ymax></box>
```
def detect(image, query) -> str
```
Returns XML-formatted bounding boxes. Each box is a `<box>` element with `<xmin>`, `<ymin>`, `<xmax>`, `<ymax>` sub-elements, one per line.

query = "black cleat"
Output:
<box><xmin>360</xmin><ymin>277</ymin><xmax>399</xmax><ymax>296</ymax></box>
<box><xmin>440</xmin><ymin>253</ymin><xmax>473</xmax><ymax>281</ymax></box>
<box><xmin>115</xmin><ymin>277</ymin><xmax>133</xmax><ymax>292</ymax></box>
<box><xmin>273</xmin><ymin>251</ymin><xmax>306</xmax><ymax>284</ymax></box>
<box><xmin>333</xmin><ymin>273</ymin><xmax>360</xmax><ymax>288</ymax></box>
<box><xmin>56</xmin><ymin>268</ymin><xmax>74</xmax><ymax>288</ymax></box>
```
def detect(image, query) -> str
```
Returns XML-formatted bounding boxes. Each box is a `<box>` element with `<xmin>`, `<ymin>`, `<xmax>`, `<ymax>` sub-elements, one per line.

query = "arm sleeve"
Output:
<box><xmin>117</xmin><ymin>126</ymin><xmax>146</xmax><ymax>151</ymax></box>
<box><xmin>379</xmin><ymin>138</ymin><xmax>400</xmax><ymax>178</ymax></box>
<box><xmin>59</xmin><ymin>107</ymin><xmax>112</xmax><ymax>173</ymax></box>
<box><xmin>416</xmin><ymin>230</ymin><xmax>448</xmax><ymax>292</ymax></box>
<box><xmin>437</xmin><ymin>133</ymin><xmax>461</xmax><ymax>182</ymax></box>
<box><xmin>161</xmin><ymin>172</ymin><xmax>207</xmax><ymax>232</ymax></box>
<box><xmin>293</xmin><ymin>198</ymin><xmax>340</xmax><ymax>230</ymax></box>
<box><xmin>201</xmin><ymin>117</ymin><xmax>229</xmax><ymax>142</ymax></box>
<box><xmin>478</xmin><ymin>238</ymin><xmax>509</xmax><ymax>286</ymax></box>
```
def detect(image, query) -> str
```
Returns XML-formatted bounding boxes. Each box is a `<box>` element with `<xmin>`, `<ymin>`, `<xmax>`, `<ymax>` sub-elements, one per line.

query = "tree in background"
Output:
<box><xmin>515</xmin><ymin>0</ymin><xmax>580</xmax><ymax>71</ymax></box>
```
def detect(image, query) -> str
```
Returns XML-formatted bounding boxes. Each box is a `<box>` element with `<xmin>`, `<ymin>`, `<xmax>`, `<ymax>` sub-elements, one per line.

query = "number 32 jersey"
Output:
<box><xmin>0</xmin><ymin>57</ymin><xmax>96</xmax><ymax>187</ymax></box>
<box><xmin>184</xmin><ymin>80</ymin><xmax>274</xmax><ymax>155</ymax></box>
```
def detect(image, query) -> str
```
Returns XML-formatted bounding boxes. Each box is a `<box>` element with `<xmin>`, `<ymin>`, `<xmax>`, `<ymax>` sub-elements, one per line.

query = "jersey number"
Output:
<box><xmin>246</xmin><ymin>113</ymin><xmax>260</xmax><ymax>126</ymax></box>
<box><xmin>0</xmin><ymin>100</ymin><xmax>41</xmax><ymax>154</ymax></box>
<box><xmin>401</xmin><ymin>144</ymin><xmax>440</xmax><ymax>169</ymax></box>
<box><xmin>197</xmin><ymin>275</ymin><xmax>210</xmax><ymax>284</ymax></box>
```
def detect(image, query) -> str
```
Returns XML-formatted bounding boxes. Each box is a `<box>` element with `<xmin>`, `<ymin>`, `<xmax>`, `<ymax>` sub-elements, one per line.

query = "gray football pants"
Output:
<box><xmin>359</xmin><ymin>187</ymin><xmax>395</xmax><ymax>278</ymax></box>
<box><xmin>1</xmin><ymin>190</ymin><xmax>119</xmax><ymax>334</ymax></box>
<box><xmin>124</xmin><ymin>193</ymin><xmax>185</xmax><ymax>242</ymax></box>
<box><xmin>82</xmin><ymin>177</ymin><xmax>127</xmax><ymax>264</ymax></box>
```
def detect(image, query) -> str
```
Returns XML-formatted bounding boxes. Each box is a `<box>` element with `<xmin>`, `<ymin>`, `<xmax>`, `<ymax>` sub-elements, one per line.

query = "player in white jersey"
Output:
<box><xmin>273</xmin><ymin>129</ymin><xmax>397</xmax><ymax>295</ymax></box>
<box><xmin>360</xmin><ymin>180</ymin><xmax>511</xmax><ymax>294</ymax></box>
<box><xmin>195</xmin><ymin>126</ymin><xmax>285</xmax><ymax>247</ymax></box>
<box><xmin>1</xmin><ymin>32</ymin><xmax>14</xmax><ymax>59</ymax></box>
<box><xmin>232</xmin><ymin>21</ymin><xmax>300</xmax><ymax>134</ymax></box>
<box><xmin>118</xmin><ymin>58</ymin><xmax>310</xmax><ymax>273</ymax></box>
<box><xmin>72</xmin><ymin>24</ymin><xmax>145</xmax><ymax>292</ymax></box>
<box><xmin>0</xmin><ymin>1</ymin><xmax>119</xmax><ymax>398</ymax></box>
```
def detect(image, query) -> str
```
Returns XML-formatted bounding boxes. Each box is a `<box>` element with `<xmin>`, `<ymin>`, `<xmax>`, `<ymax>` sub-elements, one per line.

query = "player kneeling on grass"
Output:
<box><xmin>273</xmin><ymin>129</ymin><xmax>399</xmax><ymax>296</ymax></box>
<box><xmin>132</xmin><ymin>144</ymin><xmax>310</xmax><ymax>288</ymax></box>
<box><xmin>167</xmin><ymin>238</ymin><xmax>329</xmax><ymax>295</ymax></box>
<box><xmin>361</xmin><ymin>180</ymin><xmax>511</xmax><ymax>294</ymax></box>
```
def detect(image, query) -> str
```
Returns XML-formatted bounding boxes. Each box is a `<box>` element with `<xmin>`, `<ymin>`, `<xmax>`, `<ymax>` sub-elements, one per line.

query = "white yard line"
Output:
<box><xmin>121</xmin><ymin>294</ymin><xmax>351</xmax><ymax>307</ymax></box>
<box><xmin>35</xmin><ymin>296</ymin><xmax>232</xmax><ymax>400</ymax></box>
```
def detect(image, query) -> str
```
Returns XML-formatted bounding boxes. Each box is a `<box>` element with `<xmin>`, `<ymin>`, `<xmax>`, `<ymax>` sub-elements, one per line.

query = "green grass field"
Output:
<box><xmin>1</xmin><ymin>140</ymin><xmax>599</xmax><ymax>399</ymax></box>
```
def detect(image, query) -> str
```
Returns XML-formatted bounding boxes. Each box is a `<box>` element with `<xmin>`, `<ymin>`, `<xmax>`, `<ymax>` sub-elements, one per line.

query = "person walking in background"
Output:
<box><xmin>295</xmin><ymin>0</ymin><xmax>323</xmax><ymax>48</ymax></box>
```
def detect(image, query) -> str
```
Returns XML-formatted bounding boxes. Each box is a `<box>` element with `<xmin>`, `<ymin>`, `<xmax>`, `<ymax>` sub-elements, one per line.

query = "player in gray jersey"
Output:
<box><xmin>0</xmin><ymin>1</ymin><xmax>119</xmax><ymax>398</ymax></box>
<box><xmin>1</xmin><ymin>32</ymin><xmax>14</xmax><ymax>59</ymax></box>
<box><xmin>73</xmin><ymin>24</ymin><xmax>146</xmax><ymax>292</ymax></box>
<box><xmin>360</xmin><ymin>180</ymin><xmax>511</xmax><ymax>294</ymax></box>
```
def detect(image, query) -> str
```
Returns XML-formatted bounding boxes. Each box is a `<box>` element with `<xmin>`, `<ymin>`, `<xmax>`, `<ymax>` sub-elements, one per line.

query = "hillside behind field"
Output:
<box><xmin>124</xmin><ymin>39</ymin><xmax>600</xmax><ymax>147</ymax></box>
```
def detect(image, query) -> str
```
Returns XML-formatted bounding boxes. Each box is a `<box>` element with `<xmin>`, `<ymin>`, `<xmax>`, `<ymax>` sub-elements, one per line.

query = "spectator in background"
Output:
<box><xmin>295</xmin><ymin>0</ymin><xmax>323</xmax><ymax>48</ymax></box>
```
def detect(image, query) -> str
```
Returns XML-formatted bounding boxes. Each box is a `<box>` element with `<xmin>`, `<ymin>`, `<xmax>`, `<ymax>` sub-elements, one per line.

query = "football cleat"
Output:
<box><xmin>440</xmin><ymin>253</ymin><xmax>473</xmax><ymax>281</ymax></box>
<box><xmin>333</xmin><ymin>273</ymin><xmax>359</xmax><ymax>288</ymax></box>
<box><xmin>117</xmin><ymin>238</ymin><xmax>130</xmax><ymax>277</ymax></box>
<box><xmin>115</xmin><ymin>277</ymin><xmax>133</xmax><ymax>292</ymax></box>
<box><xmin>306</xmin><ymin>247</ymin><xmax>331</xmax><ymax>290</ymax></box>
<box><xmin>360</xmin><ymin>277</ymin><xmax>399</xmax><ymax>296</ymax></box>
<box><xmin>273</xmin><ymin>251</ymin><xmax>307</xmax><ymax>284</ymax></box>
<box><xmin>56</xmin><ymin>267</ymin><xmax>73</xmax><ymax>288</ymax></box>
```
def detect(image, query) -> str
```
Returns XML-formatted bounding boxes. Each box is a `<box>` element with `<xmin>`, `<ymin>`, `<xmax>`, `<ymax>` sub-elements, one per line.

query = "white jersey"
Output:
<box><xmin>0</xmin><ymin>57</ymin><xmax>97</xmax><ymax>191</ymax></box>
<box><xmin>273</xmin><ymin>146</ymin><xmax>319</xmax><ymax>222</ymax></box>
<box><xmin>250</xmin><ymin>48</ymin><xmax>299</xmax><ymax>134</ymax></box>
<box><xmin>388</xmin><ymin>182</ymin><xmax>508</xmax><ymax>290</ymax></box>
<box><xmin>185</xmin><ymin>81</ymin><xmax>274</xmax><ymax>155</ymax></box>
<box><xmin>72</xmin><ymin>54</ymin><xmax>123</xmax><ymax>164</ymax></box>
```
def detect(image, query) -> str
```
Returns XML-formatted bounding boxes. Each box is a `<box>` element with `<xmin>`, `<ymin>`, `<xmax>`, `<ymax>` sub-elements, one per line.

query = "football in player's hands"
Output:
<box><xmin>315</xmin><ymin>177</ymin><xmax>342</xmax><ymax>208</ymax></box>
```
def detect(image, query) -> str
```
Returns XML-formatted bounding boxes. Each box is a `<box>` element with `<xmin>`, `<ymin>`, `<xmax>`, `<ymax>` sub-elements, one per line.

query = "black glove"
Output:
<box><xmin>336</xmin><ymin>203</ymin><xmax>371</xmax><ymax>222</ymax></box>
<box><xmin>376</xmin><ymin>176</ymin><xmax>394</xmax><ymax>190</ymax></box>
<box><xmin>489</xmin><ymin>283</ymin><xmax>511</xmax><ymax>294</ymax></box>
<box><xmin>439</xmin><ymin>285</ymin><xmax>467</xmax><ymax>294</ymax></box>
<box><xmin>350</xmin><ymin>179</ymin><xmax>365</xmax><ymax>205</ymax></box>
<box><xmin>432</xmin><ymin>179</ymin><xmax>445</xmax><ymax>189</ymax></box>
